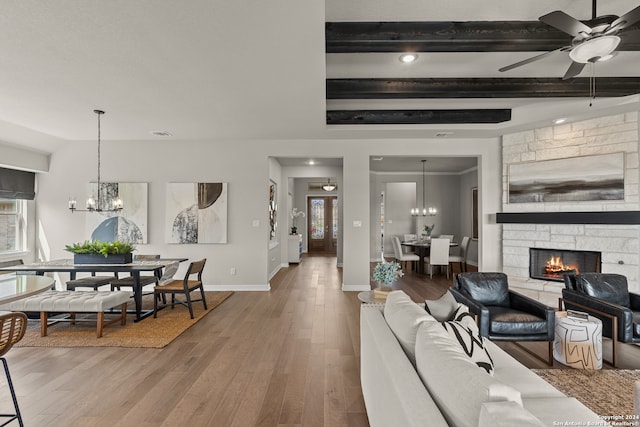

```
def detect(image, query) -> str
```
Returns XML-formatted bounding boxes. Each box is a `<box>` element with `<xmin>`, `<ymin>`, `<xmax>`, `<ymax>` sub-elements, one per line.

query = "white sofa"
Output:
<box><xmin>360</xmin><ymin>291</ymin><xmax>606</xmax><ymax>427</ymax></box>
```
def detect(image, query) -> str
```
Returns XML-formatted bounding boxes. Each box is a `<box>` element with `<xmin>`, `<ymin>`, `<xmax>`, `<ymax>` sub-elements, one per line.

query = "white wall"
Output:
<box><xmin>31</xmin><ymin>136</ymin><xmax>502</xmax><ymax>291</ymax></box>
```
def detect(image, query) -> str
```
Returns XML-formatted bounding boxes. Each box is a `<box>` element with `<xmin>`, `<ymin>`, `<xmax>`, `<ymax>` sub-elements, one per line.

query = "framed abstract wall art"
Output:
<box><xmin>85</xmin><ymin>182</ymin><xmax>148</xmax><ymax>243</ymax></box>
<box><xmin>508</xmin><ymin>152</ymin><xmax>624</xmax><ymax>203</ymax></box>
<box><xmin>165</xmin><ymin>182</ymin><xmax>228</xmax><ymax>244</ymax></box>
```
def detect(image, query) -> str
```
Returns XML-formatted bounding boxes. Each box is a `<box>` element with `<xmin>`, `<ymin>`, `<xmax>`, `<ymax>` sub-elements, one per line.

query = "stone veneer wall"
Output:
<box><xmin>502</xmin><ymin>112</ymin><xmax>640</xmax><ymax>306</ymax></box>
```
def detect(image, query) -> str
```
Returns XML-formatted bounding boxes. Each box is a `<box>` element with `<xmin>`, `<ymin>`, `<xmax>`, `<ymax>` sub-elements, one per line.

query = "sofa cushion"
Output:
<box><xmin>522</xmin><ymin>397</ymin><xmax>602</xmax><ymax>425</ymax></box>
<box><xmin>442</xmin><ymin>308</ymin><xmax>494</xmax><ymax>375</ymax></box>
<box><xmin>576</xmin><ymin>273</ymin><xmax>630</xmax><ymax>307</ymax></box>
<box><xmin>424</xmin><ymin>290</ymin><xmax>459</xmax><ymax>321</ymax></box>
<box><xmin>479</xmin><ymin>401</ymin><xmax>544</xmax><ymax>427</ymax></box>
<box><xmin>488</xmin><ymin>306</ymin><xmax>549</xmax><ymax>335</ymax></box>
<box><xmin>384</xmin><ymin>290</ymin><xmax>435</xmax><ymax>365</ymax></box>
<box><xmin>415</xmin><ymin>321</ymin><xmax>519</xmax><ymax>427</ymax></box>
<box><xmin>457</xmin><ymin>272</ymin><xmax>510</xmax><ymax>307</ymax></box>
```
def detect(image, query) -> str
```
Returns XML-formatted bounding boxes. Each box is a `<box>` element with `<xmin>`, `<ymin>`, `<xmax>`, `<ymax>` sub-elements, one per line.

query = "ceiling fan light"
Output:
<box><xmin>569</xmin><ymin>35</ymin><xmax>621</xmax><ymax>63</ymax></box>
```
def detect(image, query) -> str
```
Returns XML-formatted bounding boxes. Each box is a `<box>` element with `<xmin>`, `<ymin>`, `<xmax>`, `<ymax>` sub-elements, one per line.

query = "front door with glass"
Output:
<box><xmin>307</xmin><ymin>196</ymin><xmax>338</xmax><ymax>253</ymax></box>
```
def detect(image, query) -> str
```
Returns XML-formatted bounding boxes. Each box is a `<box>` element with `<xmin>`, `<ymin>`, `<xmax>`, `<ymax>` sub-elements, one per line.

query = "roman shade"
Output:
<box><xmin>0</xmin><ymin>167</ymin><xmax>35</xmax><ymax>200</ymax></box>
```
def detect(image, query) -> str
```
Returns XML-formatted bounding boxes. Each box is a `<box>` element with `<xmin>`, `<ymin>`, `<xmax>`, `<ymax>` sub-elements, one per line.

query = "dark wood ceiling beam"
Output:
<box><xmin>326</xmin><ymin>109</ymin><xmax>512</xmax><ymax>125</ymax></box>
<box><xmin>325</xmin><ymin>21</ymin><xmax>640</xmax><ymax>53</ymax></box>
<box><xmin>326</xmin><ymin>78</ymin><xmax>640</xmax><ymax>99</ymax></box>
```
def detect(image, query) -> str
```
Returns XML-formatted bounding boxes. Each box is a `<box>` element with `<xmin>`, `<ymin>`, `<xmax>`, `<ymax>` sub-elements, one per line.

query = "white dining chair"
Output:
<box><xmin>392</xmin><ymin>236</ymin><xmax>419</xmax><ymax>272</ymax></box>
<box><xmin>449</xmin><ymin>236</ymin><xmax>471</xmax><ymax>273</ymax></box>
<box><xmin>424</xmin><ymin>238</ymin><xmax>451</xmax><ymax>279</ymax></box>
<box><xmin>402</xmin><ymin>234</ymin><xmax>418</xmax><ymax>254</ymax></box>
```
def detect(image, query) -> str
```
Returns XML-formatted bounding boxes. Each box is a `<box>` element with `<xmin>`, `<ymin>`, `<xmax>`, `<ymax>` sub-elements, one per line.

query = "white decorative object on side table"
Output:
<box><xmin>288</xmin><ymin>234</ymin><xmax>302</xmax><ymax>263</ymax></box>
<box><xmin>553</xmin><ymin>311</ymin><xmax>603</xmax><ymax>370</ymax></box>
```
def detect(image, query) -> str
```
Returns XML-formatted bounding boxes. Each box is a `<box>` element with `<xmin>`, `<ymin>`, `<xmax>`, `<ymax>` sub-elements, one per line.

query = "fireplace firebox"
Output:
<box><xmin>529</xmin><ymin>248</ymin><xmax>601</xmax><ymax>282</ymax></box>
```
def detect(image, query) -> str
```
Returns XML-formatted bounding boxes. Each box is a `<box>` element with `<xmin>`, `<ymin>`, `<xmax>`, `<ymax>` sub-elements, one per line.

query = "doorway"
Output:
<box><xmin>307</xmin><ymin>196</ymin><xmax>338</xmax><ymax>253</ymax></box>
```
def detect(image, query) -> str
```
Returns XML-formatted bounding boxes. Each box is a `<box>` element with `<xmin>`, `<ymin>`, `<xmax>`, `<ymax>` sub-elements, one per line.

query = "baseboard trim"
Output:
<box><xmin>342</xmin><ymin>283</ymin><xmax>371</xmax><ymax>292</ymax></box>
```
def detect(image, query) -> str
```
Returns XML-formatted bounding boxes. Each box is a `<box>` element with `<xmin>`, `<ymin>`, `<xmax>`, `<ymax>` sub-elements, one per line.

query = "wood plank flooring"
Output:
<box><xmin>3</xmin><ymin>254</ymin><xmax>640</xmax><ymax>426</ymax></box>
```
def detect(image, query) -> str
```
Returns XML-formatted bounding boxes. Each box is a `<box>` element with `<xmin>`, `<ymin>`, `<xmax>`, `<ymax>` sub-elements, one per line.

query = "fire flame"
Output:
<box><xmin>545</xmin><ymin>256</ymin><xmax>579</xmax><ymax>276</ymax></box>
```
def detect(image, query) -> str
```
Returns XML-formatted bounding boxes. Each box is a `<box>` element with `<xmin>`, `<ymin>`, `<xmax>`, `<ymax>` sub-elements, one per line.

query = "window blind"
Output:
<box><xmin>0</xmin><ymin>167</ymin><xmax>35</xmax><ymax>200</ymax></box>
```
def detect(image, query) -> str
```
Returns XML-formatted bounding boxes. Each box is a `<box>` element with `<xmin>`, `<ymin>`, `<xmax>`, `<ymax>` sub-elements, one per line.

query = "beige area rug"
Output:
<box><xmin>533</xmin><ymin>368</ymin><xmax>640</xmax><ymax>417</ymax></box>
<box><xmin>15</xmin><ymin>291</ymin><xmax>233</xmax><ymax>349</ymax></box>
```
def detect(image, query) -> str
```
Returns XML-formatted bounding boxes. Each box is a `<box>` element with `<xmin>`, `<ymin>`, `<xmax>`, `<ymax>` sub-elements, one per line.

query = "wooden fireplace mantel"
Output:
<box><xmin>496</xmin><ymin>211</ymin><xmax>640</xmax><ymax>225</ymax></box>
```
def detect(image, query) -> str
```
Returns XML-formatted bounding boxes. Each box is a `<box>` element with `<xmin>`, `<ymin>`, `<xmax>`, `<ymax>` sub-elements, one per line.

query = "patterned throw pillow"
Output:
<box><xmin>441</xmin><ymin>307</ymin><xmax>495</xmax><ymax>375</ymax></box>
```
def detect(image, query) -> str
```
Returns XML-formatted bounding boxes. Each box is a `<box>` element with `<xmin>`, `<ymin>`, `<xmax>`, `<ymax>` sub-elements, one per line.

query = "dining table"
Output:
<box><xmin>401</xmin><ymin>240</ymin><xmax>458</xmax><ymax>275</ymax></box>
<box><xmin>0</xmin><ymin>258</ymin><xmax>187</xmax><ymax>322</ymax></box>
<box><xmin>0</xmin><ymin>275</ymin><xmax>55</xmax><ymax>305</ymax></box>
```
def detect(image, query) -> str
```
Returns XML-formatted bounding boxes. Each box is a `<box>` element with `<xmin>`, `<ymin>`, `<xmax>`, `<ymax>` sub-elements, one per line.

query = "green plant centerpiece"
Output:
<box><xmin>372</xmin><ymin>260</ymin><xmax>404</xmax><ymax>291</ymax></box>
<box><xmin>65</xmin><ymin>240</ymin><xmax>136</xmax><ymax>264</ymax></box>
<box><xmin>423</xmin><ymin>224</ymin><xmax>435</xmax><ymax>239</ymax></box>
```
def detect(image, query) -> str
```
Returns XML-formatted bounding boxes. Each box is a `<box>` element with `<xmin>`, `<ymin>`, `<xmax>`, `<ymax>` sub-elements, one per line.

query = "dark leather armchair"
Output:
<box><xmin>563</xmin><ymin>272</ymin><xmax>640</xmax><ymax>345</ymax></box>
<box><xmin>450</xmin><ymin>272</ymin><xmax>555</xmax><ymax>363</ymax></box>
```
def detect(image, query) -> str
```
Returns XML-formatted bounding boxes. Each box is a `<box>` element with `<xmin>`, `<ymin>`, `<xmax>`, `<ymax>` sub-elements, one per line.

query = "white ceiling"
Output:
<box><xmin>0</xmin><ymin>1</ymin><xmax>639</xmax><ymax>155</ymax></box>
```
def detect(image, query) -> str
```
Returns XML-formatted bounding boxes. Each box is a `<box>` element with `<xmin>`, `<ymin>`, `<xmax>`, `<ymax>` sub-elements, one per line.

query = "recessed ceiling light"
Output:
<box><xmin>553</xmin><ymin>118</ymin><xmax>566</xmax><ymax>125</ymax></box>
<box><xmin>150</xmin><ymin>131</ymin><xmax>172</xmax><ymax>137</ymax></box>
<box><xmin>307</xmin><ymin>160</ymin><xmax>315</xmax><ymax>165</ymax></box>
<box><xmin>399</xmin><ymin>53</ymin><xmax>418</xmax><ymax>63</ymax></box>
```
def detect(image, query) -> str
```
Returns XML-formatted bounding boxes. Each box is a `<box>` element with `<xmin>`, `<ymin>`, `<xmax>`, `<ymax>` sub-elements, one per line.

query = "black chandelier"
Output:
<box><xmin>69</xmin><ymin>110</ymin><xmax>123</xmax><ymax>213</ymax></box>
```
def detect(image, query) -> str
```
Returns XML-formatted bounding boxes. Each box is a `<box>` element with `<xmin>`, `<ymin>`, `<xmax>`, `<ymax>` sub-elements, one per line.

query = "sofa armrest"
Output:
<box><xmin>360</xmin><ymin>305</ymin><xmax>448</xmax><ymax>427</ymax></box>
<box><xmin>449</xmin><ymin>287</ymin><xmax>491</xmax><ymax>337</ymax></box>
<box><xmin>562</xmin><ymin>288</ymin><xmax>633</xmax><ymax>343</ymax></box>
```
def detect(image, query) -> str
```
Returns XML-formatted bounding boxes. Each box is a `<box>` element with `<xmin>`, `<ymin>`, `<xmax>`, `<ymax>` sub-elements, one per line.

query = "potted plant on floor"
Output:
<box><xmin>64</xmin><ymin>240</ymin><xmax>135</xmax><ymax>264</ymax></box>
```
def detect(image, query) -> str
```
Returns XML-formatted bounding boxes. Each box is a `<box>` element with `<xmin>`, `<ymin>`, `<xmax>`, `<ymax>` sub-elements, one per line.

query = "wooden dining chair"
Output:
<box><xmin>153</xmin><ymin>259</ymin><xmax>207</xmax><ymax>319</ymax></box>
<box><xmin>0</xmin><ymin>311</ymin><xmax>28</xmax><ymax>427</ymax></box>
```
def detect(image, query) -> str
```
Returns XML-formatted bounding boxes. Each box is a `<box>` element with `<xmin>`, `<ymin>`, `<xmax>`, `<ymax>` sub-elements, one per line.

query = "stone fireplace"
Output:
<box><xmin>529</xmin><ymin>248</ymin><xmax>601</xmax><ymax>282</ymax></box>
<box><xmin>501</xmin><ymin>112</ymin><xmax>640</xmax><ymax>306</ymax></box>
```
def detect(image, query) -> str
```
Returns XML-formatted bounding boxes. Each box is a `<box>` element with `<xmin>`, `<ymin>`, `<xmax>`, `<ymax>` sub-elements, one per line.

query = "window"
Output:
<box><xmin>0</xmin><ymin>198</ymin><xmax>26</xmax><ymax>253</ymax></box>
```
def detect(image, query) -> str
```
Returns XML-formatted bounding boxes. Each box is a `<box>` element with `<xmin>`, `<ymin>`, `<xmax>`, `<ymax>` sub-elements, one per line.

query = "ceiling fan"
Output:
<box><xmin>499</xmin><ymin>0</ymin><xmax>640</xmax><ymax>79</ymax></box>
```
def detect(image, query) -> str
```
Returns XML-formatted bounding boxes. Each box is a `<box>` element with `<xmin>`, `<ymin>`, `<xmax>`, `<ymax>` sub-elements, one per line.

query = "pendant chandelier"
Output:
<box><xmin>411</xmin><ymin>159</ymin><xmax>437</xmax><ymax>216</ymax></box>
<box><xmin>68</xmin><ymin>110</ymin><xmax>123</xmax><ymax>213</ymax></box>
<box><xmin>322</xmin><ymin>178</ymin><xmax>336</xmax><ymax>192</ymax></box>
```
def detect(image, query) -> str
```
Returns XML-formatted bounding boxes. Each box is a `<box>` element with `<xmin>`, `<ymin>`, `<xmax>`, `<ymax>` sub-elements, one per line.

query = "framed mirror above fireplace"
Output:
<box><xmin>529</xmin><ymin>248</ymin><xmax>601</xmax><ymax>282</ymax></box>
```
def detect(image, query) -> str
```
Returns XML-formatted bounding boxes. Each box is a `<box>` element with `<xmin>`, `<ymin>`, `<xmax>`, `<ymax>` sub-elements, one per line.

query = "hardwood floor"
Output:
<box><xmin>4</xmin><ymin>255</ymin><xmax>640</xmax><ymax>426</ymax></box>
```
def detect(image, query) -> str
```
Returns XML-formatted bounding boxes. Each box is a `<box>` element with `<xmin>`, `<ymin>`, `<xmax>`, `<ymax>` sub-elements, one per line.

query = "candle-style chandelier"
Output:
<box><xmin>411</xmin><ymin>159</ymin><xmax>437</xmax><ymax>216</ymax></box>
<box><xmin>69</xmin><ymin>110</ymin><xmax>123</xmax><ymax>213</ymax></box>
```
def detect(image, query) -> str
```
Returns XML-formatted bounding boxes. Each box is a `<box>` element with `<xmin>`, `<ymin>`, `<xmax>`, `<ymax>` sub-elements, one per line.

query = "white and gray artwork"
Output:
<box><xmin>165</xmin><ymin>182</ymin><xmax>228</xmax><ymax>244</ymax></box>
<box><xmin>508</xmin><ymin>152</ymin><xmax>625</xmax><ymax>203</ymax></box>
<box><xmin>85</xmin><ymin>182</ymin><xmax>148</xmax><ymax>243</ymax></box>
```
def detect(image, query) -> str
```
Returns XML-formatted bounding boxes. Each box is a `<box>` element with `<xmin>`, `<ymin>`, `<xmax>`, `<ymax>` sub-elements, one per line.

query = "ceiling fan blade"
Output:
<box><xmin>499</xmin><ymin>48</ymin><xmax>566</xmax><ymax>72</ymax></box>
<box><xmin>607</xmin><ymin>5</ymin><xmax>640</xmax><ymax>33</ymax></box>
<box><xmin>619</xmin><ymin>29</ymin><xmax>640</xmax><ymax>45</ymax></box>
<box><xmin>540</xmin><ymin>10</ymin><xmax>592</xmax><ymax>36</ymax></box>
<box><xmin>562</xmin><ymin>61</ymin><xmax>586</xmax><ymax>80</ymax></box>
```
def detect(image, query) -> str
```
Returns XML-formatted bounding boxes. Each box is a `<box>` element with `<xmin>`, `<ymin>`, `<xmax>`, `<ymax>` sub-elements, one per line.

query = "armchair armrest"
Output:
<box><xmin>562</xmin><ymin>288</ymin><xmax>633</xmax><ymax>343</ymax></box>
<box><xmin>629</xmin><ymin>292</ymin><xmax>640</xmax><ymax>311</ymax></box>
<box><xmin>449</xmin><ymin>287</ymin><xmax>490</xmax><ymax>337</ymax></box>
<box><xmin>509</xmin><ymin>291</ymin><xmax>555</xmax><ymax>340</ymax></box>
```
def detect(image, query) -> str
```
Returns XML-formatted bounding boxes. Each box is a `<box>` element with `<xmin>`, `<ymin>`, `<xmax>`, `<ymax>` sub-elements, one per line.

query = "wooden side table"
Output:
<box><xmin>553</xmin><ymin>311</ymin><xmax>603</xmax><ymax>370</ymax></box>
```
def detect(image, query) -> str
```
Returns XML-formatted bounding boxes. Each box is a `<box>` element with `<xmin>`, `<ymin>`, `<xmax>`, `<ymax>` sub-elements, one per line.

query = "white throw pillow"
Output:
<box><xmin>424</xmin><ymin>290</ymin><xmax>460</xmax><ymax>321</ymax></box>
<box><xmin>384</xmin><ymin>290</ymin><xmax>435</xmax><ymax>365</ymax></box>
<box><xmin>415</xmin><ymin>321</ymin><xmax>521</xmax><ymax>427</ymax></box>
<box><xmin>441</xmin><ymin>307</ymin><xmax>495</xmax><ymax>375</ymax></box>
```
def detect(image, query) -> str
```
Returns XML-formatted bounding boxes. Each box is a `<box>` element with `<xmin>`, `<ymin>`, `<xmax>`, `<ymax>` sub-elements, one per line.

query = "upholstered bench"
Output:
<box><xmin>8</xmin><ymin>290</ymin><xmax>130</xmax><ymax>338</ymax></box>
